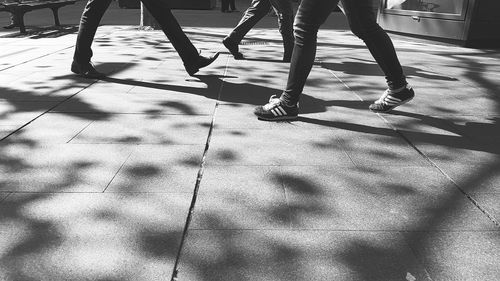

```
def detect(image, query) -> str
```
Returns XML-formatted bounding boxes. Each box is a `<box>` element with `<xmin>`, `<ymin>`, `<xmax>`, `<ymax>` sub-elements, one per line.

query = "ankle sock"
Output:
<box><xmin>390</xmin><ymin>84</ymin><xmax>409</xmax><ymax>94</ymax></box>
<box><xmin>279</xmin><ymin>98</ymin><xmax>296</xmax><ymax>107</ymax></box>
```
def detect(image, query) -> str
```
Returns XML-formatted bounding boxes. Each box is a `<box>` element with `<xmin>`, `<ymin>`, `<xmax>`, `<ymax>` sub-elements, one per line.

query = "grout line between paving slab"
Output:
<box><xmin>170</xmin><ymin>55</ymin><xmax>231</xmax><ymax>281</ymax></box>
<box><xmin>66</xmin><ymin>120</ymin><xmax>95</xmax><ymax>143</ymax></box>
<box><xmin>0</xmin><ymin>193</ymin><xmax>13</xmax><ymax>203</ymax></box>
<box><xmin>377</xmin><ymin>115</ymin><xmax>500</xmax><ymax>228</ymax></box>
<box><xmin>102</xmin><ymin>151</ymin><xmax>134</xmax><ymax>193</ymax></box>
<box><xmin>321</xmin><ymin>60</ymin><xmax>500</xmax><ymax>229</ymax></box>
<box><xmin>400</xmin><ymin>231</ymin><xmax>435</xmax><ymax>281</ymax></box>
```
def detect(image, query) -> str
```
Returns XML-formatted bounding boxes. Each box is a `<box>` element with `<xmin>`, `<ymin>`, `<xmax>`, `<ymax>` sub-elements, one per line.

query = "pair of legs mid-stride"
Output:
<box><xmin>223</xmin><ymin>0</ymin><xmax>294</xmax><ymax>62</ymax></box>
<box><xmin>221</xmin><ymin>0</ymin><xmax>237</xmax><ymax>12</ymax></box>
<box><xmin>254</xmin><ymin>0</ymin><xmax>415</xmax><ymax>120</ymax></box>
<box><xmin>71</xmin><ymin>0</ymin><xmax>219</xmax><ymax>78</ymax></box>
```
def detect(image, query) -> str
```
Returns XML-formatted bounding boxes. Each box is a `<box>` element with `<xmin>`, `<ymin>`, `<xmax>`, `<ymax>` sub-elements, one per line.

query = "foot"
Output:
<box><xmin>222</xmin><ymin>37</ymin><xmax>244</xmax><ymax>60</ymax></box>
<box><xmin>369</xmin><ymin>85</ymin><xmax>415</xmax><ymax>113</ymax></box>
<box><xmin>185</xmin><ymin>52</ymin><xmax>220</xmax><ymax>76</ymax></box>
<box><xmin>254</xmin><ymin>95</ymin><xmax>299</xmax><ymax>121</ymax></box>
<box><xmin>70</xmin><ymin>61</ymin><xmax>106</xmax><ymax>79</ymax></box>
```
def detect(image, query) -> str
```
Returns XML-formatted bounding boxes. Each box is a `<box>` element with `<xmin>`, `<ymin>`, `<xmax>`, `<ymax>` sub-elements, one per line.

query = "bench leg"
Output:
<box><xmin>17</xmin><ymin>13</ymin><xmax>26</xmax><ymax>34</ymax></box>
<box><xmin>51</xmin><ymin>7</ymin><xmax>61</xmax><ymax>26</ymax></box>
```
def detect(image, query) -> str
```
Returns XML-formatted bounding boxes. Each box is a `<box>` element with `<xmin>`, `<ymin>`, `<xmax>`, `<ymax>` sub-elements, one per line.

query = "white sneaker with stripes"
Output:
<box><xmin>369</xmin><ymin>85</ymin><xmax>415</xmax><ymax>113</ymax></box>
<box><xmin>254</xmin><ymin>95</ymin><xmax>299</xmax><ymax>121</ymax></box>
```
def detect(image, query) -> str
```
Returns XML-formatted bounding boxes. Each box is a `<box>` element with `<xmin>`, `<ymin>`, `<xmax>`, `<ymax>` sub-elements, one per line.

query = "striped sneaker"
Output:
<box><xmin>254</xmin><ymin>95</ymin><xmax>299</xmax><ymax>121</ymax></box>
<box><xmin>369</xmin><ymin>85</ymin><xmax>415</xmax><ymax>113</ymax></box>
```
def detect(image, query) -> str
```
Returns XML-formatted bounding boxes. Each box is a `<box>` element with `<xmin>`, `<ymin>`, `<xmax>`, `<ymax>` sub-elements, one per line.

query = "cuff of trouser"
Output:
<box><xmin>387</xmin><ymin>76</ymin><xmax>408</xmax><ymax>91</ymax></box>
<box><xmin>279</xmin><ymin>92</ymin><xmax>298</xmax><ymax>107</ymax></box>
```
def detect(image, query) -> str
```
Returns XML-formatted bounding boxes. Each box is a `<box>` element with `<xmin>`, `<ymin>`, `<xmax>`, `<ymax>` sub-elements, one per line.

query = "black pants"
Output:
<box><xmin>227</xmin><ymin>0</ymin><xmax>294</xmax><ymax>57</ymax></box>
<box><xmin>281</xmin><ymin>0</ymin><xmax>407</xmax><ymax>105</ymax></box>
<box><xmin>73</xmin><ymin>0</ymin><xmax>199</xmax><ymax>67</ymax></box>
<box><xmin>221</xmin><ymin>0</ymin><xmax>236</xmax><ymax>11</ymax></box>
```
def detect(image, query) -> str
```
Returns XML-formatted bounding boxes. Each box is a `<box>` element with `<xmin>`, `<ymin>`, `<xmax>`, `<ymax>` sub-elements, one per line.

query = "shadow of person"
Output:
<box><xmin>321</xmin><ymin>59</ymin><xmax>459</xmax><ymax>81</ymax></box>
<box><xmin>244</xmin><ymin>58</ymin><xmax>288</xmax><ymax>63</ymax></box>
<box><xmin>102</xmin><ymin>74</ymin><xmax>335</xmax><ymax>115</ymax></box>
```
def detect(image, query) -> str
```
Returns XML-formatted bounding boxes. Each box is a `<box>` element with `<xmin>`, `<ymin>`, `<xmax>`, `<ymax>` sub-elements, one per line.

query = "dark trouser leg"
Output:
<box><xmin>230</xmin><ymin>0</ymin><xmax>236</xmax><ymax>10</ymax></box>
<box><xmin>221</xmin><ymin>0</ymin><xmax>229</xmax><ymax>11</ymax></box>
<box><xmin>280</xmin><ymin>0</ymin><xmax>336</xmax><ymax>105</ymax></box>
<box><xmin>140</xmin><ymin>0</ymin><xmax>199</xmax><ymax>67</ymax></box>
<box><xmin>73</xmin><ymin>0</ymin><xmax>113</xmax><ymax>64</ymax></box>
<box><xmin>227</xmin><ymin>0</ymin><xmax>272</xmax><ymax>43</ymax></box>
<box><xmin>340</xmin><ymin>0</ymin><xmax>406</xmax><ymax>90</ymax></box>
<box><xmin>270</xmin><ymin>0</ymin><xmax>295</xmax><ymax>58</ymax></box>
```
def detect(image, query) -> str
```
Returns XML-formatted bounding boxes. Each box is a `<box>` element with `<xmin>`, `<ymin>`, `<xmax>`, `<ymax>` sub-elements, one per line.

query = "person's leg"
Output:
<box><xmin>340</xmin><ymin>0</ymin><xmax>406</xmax><ymax>90</ymax></box>
<box><xmin>140</xmin><ymin>0</ymin><xmax>218</xmax><ymax>75</ymax></box>
<box><xmin>71</xmin><ymin>0</ymin><xmax>112</xmax><ymax>78</ymax></box>
<box><xmin>230</xmin><ymin>0</ymin><xmax>237</xmax><ymax>11</ymax></box>
<box><xmin>227</xmin><ymin>0</ymin><xmax>272</xmax><ymax>43</ymax></box>
<box><xmin>269</xmin><ymin>0</ymin><xmax>295</xmax><ymax>61</ymax></box>
<box><xmin>140</xmin><ymin>0</ymin><xmax>198</xmax><ymax>63</ymax></box>
<box><xmin>340</xmin><ymin>0</ymin><xmax>413</xmax><ymax>112</ymax></box>
<box><xmin>221</xmin><ymin>0</ymin><xmax>229</xmax><ymax>12</ymax></box>
<box><xmin>73</xmin><ymin>0</ymin><xmax>113</xmax><ymax>64</ymax></box>
<box><xmin>280</xmin><ymin>0</ymin><xmax>337</xmax><ymax>106</ymax></box>
<box><xmin>223</xmin><ymin>0</ymin><xmax>272</xmax><ymax>58</ymax></box>
<box><xmin>254</xmin><ymin>0</ymin><xmax>336</xmax><ymax>120</ymax></box>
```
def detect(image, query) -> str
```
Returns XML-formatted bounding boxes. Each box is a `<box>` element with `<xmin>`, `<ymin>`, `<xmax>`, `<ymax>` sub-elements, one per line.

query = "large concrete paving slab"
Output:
<box><xmin>178</xmin><ymin>230</ymin><xmax>432</xmax><ymax>281</ymax></box>
<box><xmin>68</xmin><ymin>114</ymin><xmax>213</xmax><ymax>145</ymax></box>
<box><xmin>52</xmin><ymin>89</ymin><xmax>218</xmax><ymax>116</ymax></box>
<box><xmin>440</xmin><ymin>164</ymin><xmax>500</xmax><ymax>194</ymax></box>
<box><xmin>4</xmin><ymin>113</ymin><xmax>94</xmax><ymax>144</ymax></box>
<box><xmin>191</xmin><ymin>165</ymin><xmax>289</xmax><ymax>230</ymax></box>
<box><xmin>278</xmin><ymin>165</ymin><xmax>496</xmax><ymax>231</ymax></box>
<box><xmin>0</xmin><ymin>143</ymin><xmax>132</xmax><ymax>192</ymax></box>
<box><xmin>468</xmin><ymin>193</ymin><xmax>500</xmax><ymax>223</ymax></box>
<box><xmin>206</xmin><ymin>128</ymin><xmax>354</xmax><ymax>166</ymax></box>
<box><xmin>403</xmin><ymin>231</ymin><xmax>500</xmax><ymax>281</ymax></box>
<box><xmin>105</xmin><ymin>144</ymin><xmax>205</xmax><ymax>193</ymax></box>
<box><xmin>0</xmin><ymin>192</ymin><xmax>191</xmax><ymax>281</ymax></box>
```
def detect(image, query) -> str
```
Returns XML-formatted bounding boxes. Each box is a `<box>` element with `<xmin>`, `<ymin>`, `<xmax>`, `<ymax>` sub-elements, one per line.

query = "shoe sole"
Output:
<box><xmin>369</xmin><ymin>97</ymin><xmax>414</xmax><ymax>113</ymax></box>
<box><xmin>186</xmin><ymin>52</ymin><xmax>220</xmax><ymax>76</ymax></box>
<box><xmin>256</xmin><ymin>115</ymin><xmax>298</xmax><ymax>121</ymax></box>
<box><xmin>71</xmin><ymin>65</ymin><xmax>106</xmax><ymax>79</ymax></box>
<box><xmin>71</xmin><ymin>71</ymin><xmax>105</xmax><ymax>79</ymax></box>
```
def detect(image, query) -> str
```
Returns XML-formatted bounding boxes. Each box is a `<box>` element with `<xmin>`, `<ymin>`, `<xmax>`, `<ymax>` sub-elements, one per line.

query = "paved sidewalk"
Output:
<box><xmin>1</xmin><ymin>2</ymin><xmax>500</xmax><ymax>281</ymax></box>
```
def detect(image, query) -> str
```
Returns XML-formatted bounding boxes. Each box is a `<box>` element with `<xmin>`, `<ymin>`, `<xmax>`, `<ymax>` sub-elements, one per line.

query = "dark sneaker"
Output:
<box><xmin>185</xmin><ymin>51</ymin><xmax>220</xmax><ymax>76</ymax></box>
<box><xmin>369</xmin><ymin>85</ymin><xmax>415</xmax><ymax>113</ymax></box>
<box><xmin>71</xmin><ymin>61</ymin><xmax>106</xmax><ymax>79</ymax></box>
<box><xmin>254</xmin><ymin>95</ymin><xmax>299</xmax><ymax>121</ymax></box>
<box><xmin>222</xmin><ymin>37</ymin><xmax>244</xmax><ymax>60</ymax></box>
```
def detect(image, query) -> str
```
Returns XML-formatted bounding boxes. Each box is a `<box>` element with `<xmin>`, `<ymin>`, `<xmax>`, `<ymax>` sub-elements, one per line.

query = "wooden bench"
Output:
<box><xmin>0</xmin><ymin>0</ymin><xmax>76</xmax><ymax>33</ymax></box>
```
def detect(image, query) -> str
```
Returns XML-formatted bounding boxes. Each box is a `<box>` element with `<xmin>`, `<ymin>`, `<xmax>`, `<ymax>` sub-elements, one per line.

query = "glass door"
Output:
<box><xmin>382</xmin><ymin>0</ymin><xmax>469</xmax><ymax>20</ymax></box>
